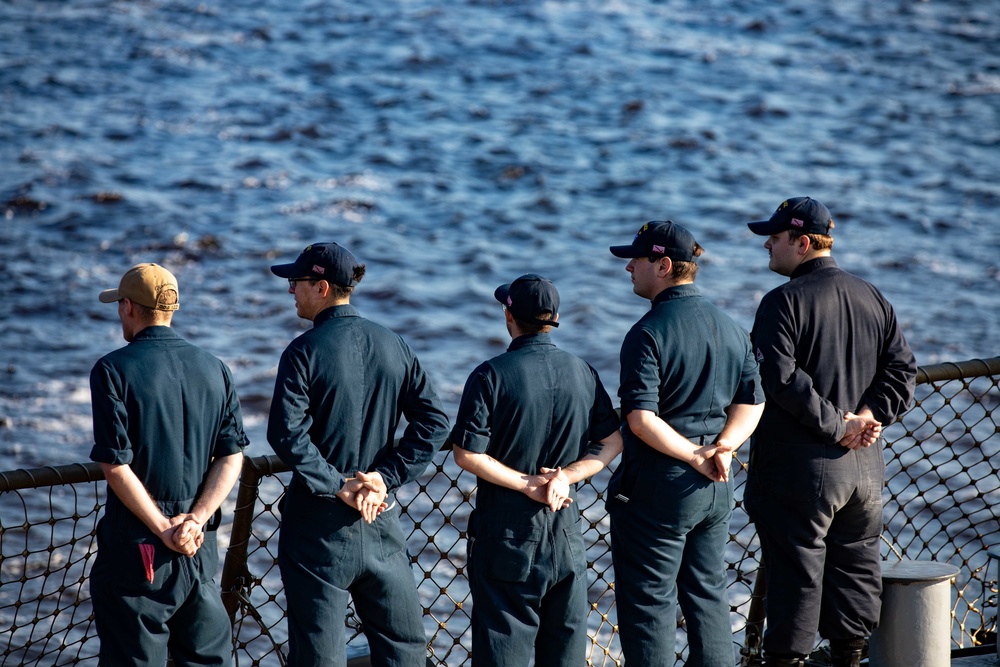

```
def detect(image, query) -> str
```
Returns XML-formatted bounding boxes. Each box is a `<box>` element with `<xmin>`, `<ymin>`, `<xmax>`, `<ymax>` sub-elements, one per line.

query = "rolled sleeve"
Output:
<box><xmin>733</xmin><ymin>339</ymin><xmax>765</xmax><ymax>406</ymax></box>
<box><xmin>89</xmin><ymin>361</ymin><xmax>134</xmax><ymax>466</ymax></box>
<box><xmin>589</xmin><ymin>367</ymin><xmax>622</xmax><ymax>441</ymax></box>
<box><xmin>618</xmin><ymin>326</ymin><xmax>662</xmax><ymax>415</ymax></box>
<box><xmin>213</xmin><ymin>363</ymin><xmax>249</xmax><ymax>458</ymax></box>
<box><xmin>449</xmin><ymin>366</ymin><xmax>496</xmax><ymax>455</ymax></box>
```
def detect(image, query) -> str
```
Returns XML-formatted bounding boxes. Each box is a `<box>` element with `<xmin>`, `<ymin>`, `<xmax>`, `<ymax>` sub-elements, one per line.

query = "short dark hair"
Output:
<box><xmin>326</xmin><ymin>264</ymin><xmax>366</xmax><ymax>300</ymax></box>
<box><xmin>513</xmin><ymin>311</ymin><xmax>556</xmax><ymax>335</ymax></box>
<box><xmin>650</xmin><ymin>242</ymin><xmax>704</xmax><ymax>281</ymax></box>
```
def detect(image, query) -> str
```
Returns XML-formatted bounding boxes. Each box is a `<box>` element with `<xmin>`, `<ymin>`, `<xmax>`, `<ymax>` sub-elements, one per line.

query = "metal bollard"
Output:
<box><xmin>989</xmin><ymin>547</ymin><xmax>1000</xmax><ymax>660</ymax></box>
<box><xmin>869</xmin><ymin>560</ymin><xmax>959</xmax><ymax>667</ymax></box>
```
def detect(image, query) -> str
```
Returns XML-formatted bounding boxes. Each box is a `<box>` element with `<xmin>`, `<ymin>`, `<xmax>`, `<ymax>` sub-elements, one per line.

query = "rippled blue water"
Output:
<box><xmin>2</xmin><ymin>0</ymin><xmax>999</xmax><ymax>466</ymax></box>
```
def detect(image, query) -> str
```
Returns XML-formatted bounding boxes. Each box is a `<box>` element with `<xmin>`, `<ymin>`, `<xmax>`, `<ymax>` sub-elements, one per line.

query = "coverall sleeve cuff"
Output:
<box><xmin>449</xmin><ymin>427</ymin><xmax>490</xmax><ymax>454</ymax></box>
<box><xmin>590</xmin><ymin>415</ymin><xmax>622</xmax><ymax>442</ymax></box>
<box><xmin>620</xmin><ymin>400</ymin><xmax>659</xmax><ymax>415</ymax></box>
<box><xmin>89</xmin><ymin>444</ymin><xmax>132</xmax><ymax>466</ymax></box>
<box><xmin>213</xmin><ymin>434</ymin><xmax>248</xmax><ymax>458</ymax></box>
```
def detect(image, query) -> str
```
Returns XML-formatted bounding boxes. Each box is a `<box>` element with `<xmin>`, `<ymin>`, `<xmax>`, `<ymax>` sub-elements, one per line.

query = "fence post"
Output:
<box><xmin>221</xmin><ymin>456</ymin><xmax>265</xmax><ymax>624</ymax></box>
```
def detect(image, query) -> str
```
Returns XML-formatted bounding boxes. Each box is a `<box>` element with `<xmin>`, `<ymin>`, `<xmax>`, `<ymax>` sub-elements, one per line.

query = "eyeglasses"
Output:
<box><xmin>287</xmin><ymin>277</ymin><xmax>317</xmax><ymax>288</ymax></box>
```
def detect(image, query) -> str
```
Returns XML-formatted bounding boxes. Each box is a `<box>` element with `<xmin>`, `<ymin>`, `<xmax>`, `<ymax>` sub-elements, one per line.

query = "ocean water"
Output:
<box><xmin>2</xmin><ymin>0</ymin><xmax>999</xmax><ymax>466</ymax></box>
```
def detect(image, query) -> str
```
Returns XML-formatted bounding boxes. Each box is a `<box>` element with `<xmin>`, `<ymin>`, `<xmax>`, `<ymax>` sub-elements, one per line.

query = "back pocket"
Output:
<box><xmin>761</xmin><ymin>440</ymin><xmax>826</xmax><ymax>502</ymax></box>
<box><xmin>484</xmin><ymin>524</ymin><xmax>541</xmax><ymax>583</ymax></box>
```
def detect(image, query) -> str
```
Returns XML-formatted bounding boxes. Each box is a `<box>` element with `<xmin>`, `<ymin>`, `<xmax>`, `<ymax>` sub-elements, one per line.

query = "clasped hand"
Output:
<box><xmin>689</xmin><ymin>440</ymin><xmax>735</xmax><ymax>483</ymax></box>
<box><xmin>840</xmin><ymin>412</ymin><xmax>882</xmax><ymax>449</ymax></box>
<box><xmin>159</xmin><ymin>514</ymin><xmax>204</xmax><ymax>557</ymax></box>
<box><xmin>523</xmin><ymin>468</ymin><xmax>573</xmax><ymax>512</ymax></box>
<box><xmin>337</xmin><ymin>471</ymin><xmax>389</xmax><ymax>524</ymax></box>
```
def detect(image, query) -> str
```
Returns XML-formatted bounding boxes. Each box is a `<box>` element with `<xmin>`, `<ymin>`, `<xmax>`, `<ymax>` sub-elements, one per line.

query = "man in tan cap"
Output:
<box><xmin>89</xmin><ymin>263</ymin><xmax>248</xmax><ymax>666</ymax></box>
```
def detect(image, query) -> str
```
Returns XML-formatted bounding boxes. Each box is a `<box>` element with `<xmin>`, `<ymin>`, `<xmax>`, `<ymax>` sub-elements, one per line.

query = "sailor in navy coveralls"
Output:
<box><xmin>267</xmin><ymin>243</ymin><xmax>450</xmax><ymax>667</ymax></box>
<box><xmin>450</xmin><ymin>274</ymin><xmax>623</xmax><ymax>667</ymax></box>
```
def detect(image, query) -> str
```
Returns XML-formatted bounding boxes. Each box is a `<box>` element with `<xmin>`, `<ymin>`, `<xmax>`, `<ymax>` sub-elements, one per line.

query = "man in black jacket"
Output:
<box><xmin>744</xmin><ymin>197</ymin><xmax>917</xmax><ymax>667</ymax></box>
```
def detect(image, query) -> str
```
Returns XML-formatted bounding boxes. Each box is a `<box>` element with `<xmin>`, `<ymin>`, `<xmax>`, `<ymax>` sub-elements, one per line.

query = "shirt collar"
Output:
<box><xmin>314</xmin><ymin>303</ymin><xmax>360</xmax><ymax>326</ymax></box>
<box><xmin>131</xmin><ymin>325</ymin><xmax>179</xmax><ymax>342</ymax></box>
<box><xmin>507</xmin><ymin>332</ymin><xmax>554</xmax><ymax>352</ymax></box>
<box><xmin>791</xmin><ymin>256</ymin><xmax>838</xmax><ymax>279</ymax></box>
<box><xmin>651</xmin><ymin>283</ymin><xmax>701</xmax><ymax>307</ymax></box>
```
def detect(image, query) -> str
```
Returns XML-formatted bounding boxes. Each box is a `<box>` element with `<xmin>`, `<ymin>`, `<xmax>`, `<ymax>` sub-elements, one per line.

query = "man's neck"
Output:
<box><xmin>648</xmin><ymin>278</ymin><xmax>693</xmax><ymax>302</ymax></box>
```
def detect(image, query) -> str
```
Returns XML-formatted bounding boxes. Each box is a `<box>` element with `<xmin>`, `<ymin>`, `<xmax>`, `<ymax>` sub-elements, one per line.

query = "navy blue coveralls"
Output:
<box><xmin>90</xmin><ymin>326</ymin><xmax>249</xmax><ymax>667</ymax></box>
<box><xmin>744</xmin><ymin>257</ymin><xmax>916</xmax><ymax>657</ymax></box>
<box><xmin>608</xmin><ymin>284</ymin><xmax>763</xmax><ymax>667</ymax></box>
<box><xmin>450</xmin><ymin>332</ymin><xmax>620</xmax><ymax>667</ymax></box>
<box><xmin>267</xmin><ymin>304</ymin><xmax>450</xmax><ymax>667</ymax></box>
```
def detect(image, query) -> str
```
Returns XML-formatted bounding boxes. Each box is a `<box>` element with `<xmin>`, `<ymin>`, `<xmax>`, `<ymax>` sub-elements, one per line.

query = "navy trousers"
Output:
<box><xmin>744</xmin><ymin>438</ymin><xmax>884</xmax><ymax>656</ymax></box>
<box><xmin>468</xmin><ymin>506</ymin><xmax>588</xmax><ymax>667</ymax></box>
<box><xmin>609</xmin><ymin>458</ymin><xmax>735</xmax><ymax>667</ymax></box>
<box><xmin>90</xmin><ymin>530</ymin><xmax>232</xmax><ymax>667</ymax></box>
<box><xmin>278</xmin><ymin>486</ymin><xmax>426</xmax><ymax>667</ymax></box>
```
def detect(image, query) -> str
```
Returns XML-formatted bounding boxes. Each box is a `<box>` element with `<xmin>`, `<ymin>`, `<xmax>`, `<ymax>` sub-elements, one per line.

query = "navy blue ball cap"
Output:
<box><xmin>270</xmin><ymin>242</ymin><xmax>361</xmax><ymax>287</ymax></box>
<box><xmin>494</xmin><ymin>274</ymin><xmax>560</xmax><ymax>328</ymax></box>
<box><xmin>748</xmin><ymin>197</ymin><xmax>834</xmax><ymax>236</ymax></box>
<box><xmin>610</xmin><ymin>221</ymin><xmax>698</xmax><ymax>261</ymax></box>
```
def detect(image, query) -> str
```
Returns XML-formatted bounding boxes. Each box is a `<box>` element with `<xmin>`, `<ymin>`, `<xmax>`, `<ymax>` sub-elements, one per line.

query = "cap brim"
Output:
<box><xmin>747</xmin><ymin>220</ymin><xmax>781</xmax><ymax>236</ymax></box>
<box><xmin>609</xmin><ymin>244</ymin><xmax>643</xmax><ymax>258</ymax></box>
<box><xmin>270</xmin><ymin>262</ymin><xmax>301</xmax><ymax>278</ymax></box>
<box><xmin>99</xmin><ymin>288</ymin><xmax>120</xmax><ymax>303</ymax></box>
<box><xmin>493</xmin><ymin>283</ymin><xmax>511</xmax><ymax>305</ymax></box>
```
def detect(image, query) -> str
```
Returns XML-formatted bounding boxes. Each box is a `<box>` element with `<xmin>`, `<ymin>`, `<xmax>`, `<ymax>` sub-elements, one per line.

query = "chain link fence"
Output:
<box><xmin>2</xmin><ymin>357</ymin><xmax>999</xmax><ymax>666</ymax></box>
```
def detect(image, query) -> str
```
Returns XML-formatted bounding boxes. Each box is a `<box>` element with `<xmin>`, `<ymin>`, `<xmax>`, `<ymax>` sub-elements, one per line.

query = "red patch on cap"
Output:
<box><xmin>652</xmin><ymin>244</ymin><xmax>665</xmax><ymax>253</ymax></box>
<box><xmin>790</xmin><ymin>218</ymin><xmax>804</xmax><ymax>228</ymax></box>
<box><xmin>312</xmin><ymin>264</ymin><xmax>325</xmax><ymax>275</ymax></box>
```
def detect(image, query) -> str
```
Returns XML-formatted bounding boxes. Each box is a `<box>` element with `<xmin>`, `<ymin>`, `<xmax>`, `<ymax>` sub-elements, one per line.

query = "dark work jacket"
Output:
<box><xmin>267</xmin><ymin>304</ymin><xmax>450</xmax><ymax>498</ymax></box>
<box><xmin>90</xmin><ymin>326</ymin><xmax>248</xmax><ymax>542</ymax></box>
<box><xmin>450</xmin><ymin>333</ymin><xmax>621</xmax><ymax>513</ymax></box>
<box><xmin>751</xmin><ymin>257</ymin><xmax>916</xmax><ymax>444</ymax></box>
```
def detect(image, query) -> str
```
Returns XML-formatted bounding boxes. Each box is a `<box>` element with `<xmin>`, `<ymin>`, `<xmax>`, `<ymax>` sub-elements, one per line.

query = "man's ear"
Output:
<box><xmin>657</xmin><ymin>256</ymin><xmax>673</xmax><ymax>277</ymax></box>
<box><xmin>797</xmin><ymin>235</ymin><xmax>812</xmax><ymax>255</ymax></box>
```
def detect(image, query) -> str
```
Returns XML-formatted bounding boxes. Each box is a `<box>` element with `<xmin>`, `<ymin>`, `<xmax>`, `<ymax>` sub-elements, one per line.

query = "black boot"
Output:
<box><xmin>766</xmin><ymin>655</ymin><xmax>806</xmax><ymax>667</ymax></box>
<box><xmin>829</xmin><ymin>638</ymin><xmax>866</xmax><ymax>667</ymax></box>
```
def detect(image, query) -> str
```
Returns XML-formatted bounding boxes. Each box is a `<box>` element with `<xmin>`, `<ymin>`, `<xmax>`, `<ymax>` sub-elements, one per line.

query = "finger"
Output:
<box><xmin>357</xmin><ymin>472</ymin><xmax>379</xmax><ymax>491</ymax></box>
